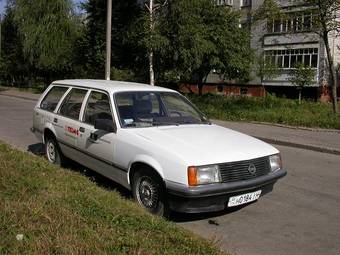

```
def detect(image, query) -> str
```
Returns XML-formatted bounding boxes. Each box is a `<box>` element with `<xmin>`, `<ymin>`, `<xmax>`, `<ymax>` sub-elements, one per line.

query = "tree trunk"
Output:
<box><xmin>298</xmin><ymin>89</ymin><xmax>302</xmax><ymax>104</ymax></box>
<box><xmin>197</xmin><ymin>71</ymin><xmax>205</xmax><ymax>96</ymax></box>
<box><xmin>323</xmin><ymin>31</ymin><xmax>338</xmax><ymax>115</ymax></box>
<box><xmin>198</xmin><ymin>82</ymin><xmax>203</xmax><ymax>96</ymax></box>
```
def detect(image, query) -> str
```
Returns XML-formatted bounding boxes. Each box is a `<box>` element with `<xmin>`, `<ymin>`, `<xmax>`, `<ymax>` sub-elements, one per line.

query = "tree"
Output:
<box><xmin>0</xmin><ymin>3</ymin><xmax>28</xmax><ymax>86</ymax></box>
<box><xmin>78</xmin><ymin>0</ymin><xmax>140</xmax><ymax>79</ymax></box>
<box><xmin>289</xmin><ymin>63</ymin><xmax>316</xmax><ymax>104</ymax></box>
<box><xmin>254</xmin><ymin>0</ymin><xmax>339</xmax><ymax>114</ymax></box>
<box><xmin>13</xmin><ymin>0</ymin><xmax>79</xmax><ymax>84</ymax></box>
<box><xmin>257</xmin><ymin>52</ymin><xmax>280</xmax><ymax>85</ymax></box>
<box><xmin>305</xmin><ymin>0</ymin><xmax>339</xmax><ymax>114</ymax></box>
<box><xmin>162</xmin><ymin>0</ymin><xmax>253</xmax><ymax>95</ymax></box>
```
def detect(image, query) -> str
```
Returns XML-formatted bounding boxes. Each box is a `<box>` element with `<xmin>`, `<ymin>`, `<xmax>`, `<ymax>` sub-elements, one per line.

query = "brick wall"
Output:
<box><xmin>179</xmin><ymin>84</ymin><xmax>266</xmax><ymax>97</ymax></box>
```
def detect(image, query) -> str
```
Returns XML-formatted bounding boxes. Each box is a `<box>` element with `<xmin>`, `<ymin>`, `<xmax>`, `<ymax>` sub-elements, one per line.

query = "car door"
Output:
<box><xmin>77</xmin><ymin>90</ymin><xmax>128</xmax><ymax>188</ymax></box>
<box><xmin>53</xmin><ymin>87</ymin><xmax>89</xmax><ymax>159</ymax></box>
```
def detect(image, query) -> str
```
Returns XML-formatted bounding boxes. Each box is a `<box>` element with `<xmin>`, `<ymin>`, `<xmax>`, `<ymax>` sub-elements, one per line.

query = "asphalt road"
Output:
<box><xmin>1</xmin><ymin>95</ymin><xmax>339</xmax><ymax>255</ymax></box>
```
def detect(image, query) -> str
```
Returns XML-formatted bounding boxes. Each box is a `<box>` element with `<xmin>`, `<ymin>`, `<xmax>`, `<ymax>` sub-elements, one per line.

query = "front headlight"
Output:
<box><xmin>269</xmin><ymin>154</ymin><xmax>282</xmax><ymax>172</ymax></box>
<box><xmin>188</xmin><ymin>165</ymin><xmax>221</xmax><ymax>186</ymax></box>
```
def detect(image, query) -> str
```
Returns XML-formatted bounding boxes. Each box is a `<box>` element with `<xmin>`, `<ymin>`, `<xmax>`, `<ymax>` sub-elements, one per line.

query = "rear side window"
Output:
<box><xmin>84</xmin><ymin>91</ymin><xmax>112</xmax><ymax>126</ymax></box>
<box><xmin>59</xmin><ymin>88</ymin><xmax>88</xmax><ymax>120</ymax></box>
<box><xmin>40</xmin><ymin>86</ymin><xmax>68</xmax><ymax>112</ymax></box>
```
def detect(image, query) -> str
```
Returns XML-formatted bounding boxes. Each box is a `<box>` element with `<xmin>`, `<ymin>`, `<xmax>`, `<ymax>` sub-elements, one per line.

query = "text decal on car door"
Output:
<box><xmin>65</xmin><ymin>126</ymin><xmax>79</xmax><ymax>136</ymax></box>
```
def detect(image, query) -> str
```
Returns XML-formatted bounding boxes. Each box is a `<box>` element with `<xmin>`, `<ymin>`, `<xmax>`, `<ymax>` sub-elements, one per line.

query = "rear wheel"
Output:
<box><xmin>45</xmin><ymin>136</ymin><xmax>64</xmax><ymax>166</ymax></box>
<box><xmin>132</xmin><ymin>169</ymin><xmax>169</xmax><ymax>217</ymax></box>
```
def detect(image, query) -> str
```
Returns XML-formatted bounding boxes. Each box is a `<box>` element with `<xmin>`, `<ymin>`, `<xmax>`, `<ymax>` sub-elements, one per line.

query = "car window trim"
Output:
<box><xmin>38</xmin><ymin>85</ymin><xmax>70</xmax><ymax>113</ymax></box>
<box><xmin>81</xmin><ymin>89</ymin><xmax>117</xmax><ymax>133</ymax></box>
<box><xmin>57</xmin><ymin>87</ymin><xmax>89</xmax><ymax>121</ymax></box>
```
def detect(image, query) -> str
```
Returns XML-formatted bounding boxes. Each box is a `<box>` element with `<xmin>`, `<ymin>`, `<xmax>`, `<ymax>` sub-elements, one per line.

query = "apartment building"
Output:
<box><xmin>181</xmin><ymin>0</ymin><xmax>339</xmax><ymax>101</ymax></box>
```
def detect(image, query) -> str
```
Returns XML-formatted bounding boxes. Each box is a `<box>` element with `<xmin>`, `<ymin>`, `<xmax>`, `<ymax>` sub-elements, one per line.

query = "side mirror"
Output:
<box><xmin>94</xmin><ymin>119</ymin><xmax>116</xmax><ymax>133</ymax></box>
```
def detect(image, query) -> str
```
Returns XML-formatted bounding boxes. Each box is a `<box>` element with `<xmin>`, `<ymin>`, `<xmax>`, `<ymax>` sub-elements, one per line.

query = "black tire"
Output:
<box><xmin>45</xmin><ymin>136</ymin><xmax>64</xmax><ymax>166</ymax></box>
<box><xmin>132</xmin><ymin>169</ymin><xmax>169</xmax><ymax>217</ymax></box>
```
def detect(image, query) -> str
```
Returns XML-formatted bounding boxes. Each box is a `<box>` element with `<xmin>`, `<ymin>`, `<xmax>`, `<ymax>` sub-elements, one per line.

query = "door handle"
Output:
<box><xmin>53</xmin><ymin>118</ymin><xmax>58</xmax><ymax>123</ymax></box>
<box><xmin>79</xmin><ymin>127</ymin><xmax>85</xmax><ymax>133</ymax></box>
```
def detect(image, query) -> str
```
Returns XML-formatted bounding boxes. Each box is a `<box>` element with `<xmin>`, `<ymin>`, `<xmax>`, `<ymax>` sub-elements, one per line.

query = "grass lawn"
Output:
<box><xmin>189</xmin><ymin>94</ymin><xmax>340</xmax><ymax>130</ymax></box>
<box><xmin>0</xmin><ymin>143</ymin><xmax>224</xmax><ymax>255</ymax></box>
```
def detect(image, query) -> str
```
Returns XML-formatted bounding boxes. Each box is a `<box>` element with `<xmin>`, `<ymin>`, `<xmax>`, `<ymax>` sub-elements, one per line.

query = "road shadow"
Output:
<box><xmin>27</xmin><ymin>142</ymin><xmax>131</xmax><ymax>199</ymax></box>
<box><xmin>169</xmin><ymin>202</ymin><xmax>256</xmax><ymax>222</ymax></box>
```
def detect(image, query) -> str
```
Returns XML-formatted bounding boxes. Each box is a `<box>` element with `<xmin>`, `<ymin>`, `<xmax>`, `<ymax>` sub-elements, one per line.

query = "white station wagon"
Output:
<box><xmin>31</xmin><ymin>80</ymin><xmax>286</xmax><ymax>216</ymax></box>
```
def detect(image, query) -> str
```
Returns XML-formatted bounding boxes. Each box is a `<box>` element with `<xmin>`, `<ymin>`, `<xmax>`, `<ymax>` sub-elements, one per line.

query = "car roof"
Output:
<box><xmin>52</xmin><ymin>79</ymin><xmax>175</xmax><ymax>94</ymax></box>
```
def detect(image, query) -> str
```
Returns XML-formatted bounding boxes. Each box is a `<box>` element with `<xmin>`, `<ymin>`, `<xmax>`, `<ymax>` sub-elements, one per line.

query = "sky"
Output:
<box><xmin>0</xmin><ymin>0</ymin><xmax>85</xmax><ymax>15</ymax></box>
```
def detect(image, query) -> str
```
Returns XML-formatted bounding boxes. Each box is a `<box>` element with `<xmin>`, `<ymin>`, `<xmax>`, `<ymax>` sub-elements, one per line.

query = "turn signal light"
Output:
<box><xmin>188</xmin><ymin>166</ymin><xmax>197</xmax><ymax>186</ymax></box>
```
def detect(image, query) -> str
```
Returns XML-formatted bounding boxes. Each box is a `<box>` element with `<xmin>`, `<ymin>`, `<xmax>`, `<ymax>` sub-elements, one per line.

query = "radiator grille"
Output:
<box><xmin>219</xmin><ymin>156</ymin><xmax>270</xmax><ymax>183</ymax></box>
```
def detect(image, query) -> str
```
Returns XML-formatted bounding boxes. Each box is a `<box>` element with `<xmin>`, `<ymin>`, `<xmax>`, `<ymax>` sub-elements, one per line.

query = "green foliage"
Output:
<box><xmin>110</xmin><ymin>67</ymin><xmax>135</xmax><ymax>81</ymax></box>
<box><xmin>163</xmin><ymin>0</ymin><xmax>253</xmax><ymax>84</ymax></box>
<box><xmin>256</xmin><ymin>52</ymin><xmax>280</xmax><ymax>82</ymax></box>
<box><xmin>13</xmin><ymin>0</ymin><xmax>78</xmax><ymax>72</ymax></box>
<box><xmin>188</xmin><ymin>94</ymin><xmax>340</xmax><ymax>129</ymax></box>
<box><xmin>77</xmin><ymin>0</ymin><xmax>141</xmax><ymax>79</ymax></box>
<box><xmin>304</xmin><ymin>0</ymin><xmax>340</xmax><ymax>114</ymax></box>
<box><xmin>0</xmin><ymin>142</ymin><xmax>224</xmax><ymax>255</ymax></box>
<box><xmin>252</xmin><ymin>0</ymin><xmax>284</xmax><ymax>23</ymax></box>
<box><xmin>0</xmin><ymin>5</ymin><xmax>28</xmax><ymax>86</ymax></box>
<box><xmin>128</xmin><ymin>0</ymin><xmax>254</xmax><ymax>87</ymax></box>
<box><xmin>289</xmin><ymin>63</ymin><xmax>315</xmax><ymax>89</ymax></box>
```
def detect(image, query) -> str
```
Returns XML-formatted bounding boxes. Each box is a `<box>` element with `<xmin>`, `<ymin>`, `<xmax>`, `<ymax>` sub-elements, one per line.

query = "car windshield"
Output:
<box><xmin>114</xmin><ymin>91</ymin><xmax>209</xmax><ymax>128</ymax></box>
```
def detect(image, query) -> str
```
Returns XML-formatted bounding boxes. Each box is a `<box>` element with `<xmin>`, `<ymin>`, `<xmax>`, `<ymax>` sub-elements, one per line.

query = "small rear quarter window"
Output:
<box><xmin>40</xmin><ymin>86</ymin><xmax>69</xmax><ymax>112</ymax></box>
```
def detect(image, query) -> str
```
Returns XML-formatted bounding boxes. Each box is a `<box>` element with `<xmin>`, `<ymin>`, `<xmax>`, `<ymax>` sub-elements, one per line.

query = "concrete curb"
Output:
<box><xmin>250</xmin><ymin>121</ymin><xmax>340</xmax><ymax>133</ymax></box>
<box><xmin>0</xmin><ymin>93</ymin><xmax>38</xmax><ymax>102</ymax></box>
<box><xmin>256</xmin><ymin>136</ymin><xmax>340</xmax><ymax>155</ymax></box>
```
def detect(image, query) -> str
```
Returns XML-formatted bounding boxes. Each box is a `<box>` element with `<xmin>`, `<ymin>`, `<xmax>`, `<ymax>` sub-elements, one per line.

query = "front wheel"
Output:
<box><xmin>132</xmin><ymin>169</ymin><xmax>169</xmax><ymax>217</ymax></box>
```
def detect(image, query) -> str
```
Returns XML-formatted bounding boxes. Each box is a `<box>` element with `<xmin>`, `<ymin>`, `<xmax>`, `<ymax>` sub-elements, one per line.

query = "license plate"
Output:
<box><xmin>228</xmin><ymin>190</ymin><xmax>262</xmax><ymax>207</ymax></box>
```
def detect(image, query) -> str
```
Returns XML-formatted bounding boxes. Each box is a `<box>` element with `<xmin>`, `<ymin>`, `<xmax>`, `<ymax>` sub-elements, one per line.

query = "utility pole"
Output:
<box><xmin>145</xmin><ymin>0</ymin><xmax>167</xmax><ymax>86</ymax></box>
<box><xmin>148</xmin><ymin>0</ymin><xmax>155</xmax><ymax>86</ymax></box>
<box><xmin>105</xmin><ymin>0</ymin><xmax>112</xmax><ymax>81</ymax></box>
<box><xmin>0</xmin><ymin>14</ymin><xmax>2</xmax><ymax>60</ymax></box>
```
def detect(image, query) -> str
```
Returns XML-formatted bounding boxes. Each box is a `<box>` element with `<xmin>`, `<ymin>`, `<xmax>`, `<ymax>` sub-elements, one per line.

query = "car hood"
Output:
<box><xmin>129</xmin><ymin>124</ymin><xmax>279</xmax><ymax>165</ymax></box>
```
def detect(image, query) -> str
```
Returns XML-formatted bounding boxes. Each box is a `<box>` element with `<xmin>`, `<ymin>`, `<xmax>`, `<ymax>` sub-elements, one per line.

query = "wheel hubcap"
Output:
<box><xmin>136</xmin><ymin>177</ymin><xmax>159</xmax><ymax>209</ymax></box>
<box><xmin>46</xmin><ymin>141</ymin><xmax>56</xmax><ymax>163</ymax></box>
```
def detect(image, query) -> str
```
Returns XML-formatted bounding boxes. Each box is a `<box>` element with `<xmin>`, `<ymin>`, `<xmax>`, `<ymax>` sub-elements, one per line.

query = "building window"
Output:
<box><xmin>267</xmin><ymin>11</ymin><xmax>315</xmax><ymax>34</ymax></box>
<box><xmin>264</xmin><ymin>48</ymin><xmax>319</xmax><ymax>69</ymax></box>
<box><xmin>216</xmin><ymin>0</ymin><xmax>233</xmax><ymax>6</ymax></box>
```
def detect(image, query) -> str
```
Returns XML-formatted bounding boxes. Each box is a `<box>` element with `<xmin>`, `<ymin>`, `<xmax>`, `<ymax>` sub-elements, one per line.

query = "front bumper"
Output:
<box><xmin>166</xmin><ymin>169</ymin><xmax>286</xmax><ymax>213</ymax></box>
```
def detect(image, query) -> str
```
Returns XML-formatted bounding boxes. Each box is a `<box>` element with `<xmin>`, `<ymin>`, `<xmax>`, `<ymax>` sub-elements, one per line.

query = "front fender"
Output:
<box><xmin>127</xmin><ymin>154</ymin><xmax>164</xmax><ymax>184</ymax></box>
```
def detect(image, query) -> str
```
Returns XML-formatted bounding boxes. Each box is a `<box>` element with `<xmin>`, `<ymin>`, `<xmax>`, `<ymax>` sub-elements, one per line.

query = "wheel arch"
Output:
<box><xmin>43</xmin><ymin>125</ymin><xmax>57</xmax><ymax>144</ymax></box>
<box><xmin>128</xmin><ymin>156</ymin><xmax>165</xmax><ymax>187</ymax></box>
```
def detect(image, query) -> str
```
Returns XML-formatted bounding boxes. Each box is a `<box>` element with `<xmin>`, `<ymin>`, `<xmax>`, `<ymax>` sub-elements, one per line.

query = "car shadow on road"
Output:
<box><xmin>169</xmin><ymin>203</ymin><xmax>254</xmax><ymax>222</ymax></box>
<box><xmin>27</xmin><ymin>142</ymin><xmax>132</xmax><ymax>199</ymax></box>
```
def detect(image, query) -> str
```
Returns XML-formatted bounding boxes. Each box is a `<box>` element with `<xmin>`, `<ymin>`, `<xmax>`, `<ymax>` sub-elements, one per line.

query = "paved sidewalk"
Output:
<box><xmin>0</xmin><ymin>88</ymin><xmax>40</xmax><ymax>101</ymax></box>
<box><xmin>1</xmin><ymin>88</ymin><xmax>339</xmax><ymax>154</ymax></box>
<box><xmin>213</xmin><ymin>119</ymin><xmax>340</xmax><ymax>155</ymax></box>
